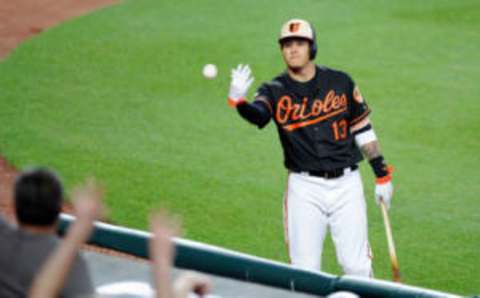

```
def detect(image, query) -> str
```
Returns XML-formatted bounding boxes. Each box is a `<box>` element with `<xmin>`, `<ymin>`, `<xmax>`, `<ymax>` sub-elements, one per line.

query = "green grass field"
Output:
<box><xmin>1</xmin><ymin>0</ymin><xmax>479</xmax><ymax>294</ymax></box>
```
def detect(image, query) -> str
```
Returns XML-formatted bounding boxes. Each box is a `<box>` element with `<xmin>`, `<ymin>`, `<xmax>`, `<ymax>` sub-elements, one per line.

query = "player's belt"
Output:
<box><xmin>300</xmin><ymin>165</ymin><xmax>358</xmax><ymax>179</ymax></box>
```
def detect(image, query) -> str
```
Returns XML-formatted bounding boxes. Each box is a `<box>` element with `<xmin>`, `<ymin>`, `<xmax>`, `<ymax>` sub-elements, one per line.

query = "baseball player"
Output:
<box><xmin>227</xmin><ymin>19</ymin><xmax>394</xmax><ymax>277</ymax></box>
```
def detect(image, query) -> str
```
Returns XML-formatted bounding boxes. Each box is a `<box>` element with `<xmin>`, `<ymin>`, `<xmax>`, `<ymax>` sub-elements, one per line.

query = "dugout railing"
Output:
<box><xmin>58</xmin><ymin>214</ymin><xmax>461</xmax><ymax>298</ymax></box>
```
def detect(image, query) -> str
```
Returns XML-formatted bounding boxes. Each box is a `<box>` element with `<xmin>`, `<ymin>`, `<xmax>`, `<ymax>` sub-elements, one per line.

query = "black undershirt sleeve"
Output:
<box><xmin>237</xmin><ymin>101</ymin><xmax>271</xmax><ymax>129</ymax></box>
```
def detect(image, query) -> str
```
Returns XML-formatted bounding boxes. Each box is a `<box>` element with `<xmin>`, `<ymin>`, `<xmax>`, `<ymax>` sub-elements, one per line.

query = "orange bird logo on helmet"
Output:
<box><xmin>289</xmin><ymin>22</ymin><xmax>301</xmax><ymax>33</ymax></box>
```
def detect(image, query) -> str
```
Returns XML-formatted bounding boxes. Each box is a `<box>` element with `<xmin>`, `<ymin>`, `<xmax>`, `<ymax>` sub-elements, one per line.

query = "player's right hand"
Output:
<box><xmin>375</xmin><ymin>180</ymin><xmax>393</xmax><ymax>209</ymax></box>
<box><xmin>228</xmin><ymin>64</ymin><xmax>254</xmax><ymax>107</ymax></box>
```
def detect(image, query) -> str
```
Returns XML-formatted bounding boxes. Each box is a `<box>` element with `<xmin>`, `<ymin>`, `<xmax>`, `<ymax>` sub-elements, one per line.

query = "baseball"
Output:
<box><xmin>202</xmin><ymin>64</ymin><xmax>217</xmax><ymax>79</ymax></box>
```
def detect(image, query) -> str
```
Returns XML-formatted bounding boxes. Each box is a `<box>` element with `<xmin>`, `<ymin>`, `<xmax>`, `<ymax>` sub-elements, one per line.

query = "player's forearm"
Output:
<box><xmin>361</xmin><ymin>140</ymin><xmax>390</xmax><ymax>178</ymax></box>
<box><xmin>353</xmin><ymin>122</ymin><xmax>391</xmax><ymax>179</ymax></box>
<box><xmin>360</xmin><ymin>140</ymin><xmax>381</xmax><ymax>161</ymax></box>
<box><xmin>359</xmin><ymin>136</ymin><xmax>394</xmax><ymax>209</ymax></box>
<box><xmin>237</xmin><ymin>101</ymin><xmax>271</xmax><ymax>128</ymax></box>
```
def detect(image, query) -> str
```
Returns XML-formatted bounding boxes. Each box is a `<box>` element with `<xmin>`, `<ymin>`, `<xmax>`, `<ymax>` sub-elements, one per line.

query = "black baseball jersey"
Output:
<box><xmin>238</xmin><ymin>65</ymin><xmax>370</xmax><ymax>172</ymax></box>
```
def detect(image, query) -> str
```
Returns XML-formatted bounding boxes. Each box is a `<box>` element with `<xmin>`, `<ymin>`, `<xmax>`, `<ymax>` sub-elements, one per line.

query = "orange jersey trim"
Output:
<box><xmin>228</xmin><ymin>97</ymin><xmax>247</xmax><ymax>108</ymax></box>
<box><xmin>282</xmin><ymin>107</ymin><xmax>347</xmax><ymax>132</ymax></box>
<box><xmin>350</xmin><ymin>108</ymin><xmax>371</xmax><ymax>125</ymax></box>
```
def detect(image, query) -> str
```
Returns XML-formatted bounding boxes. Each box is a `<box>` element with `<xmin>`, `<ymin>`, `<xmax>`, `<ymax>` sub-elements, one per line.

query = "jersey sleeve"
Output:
<box><xmin>347</xmin><ymin>77</ymin><xmax>371</xmax><ymax>126</ymax></box>
<box><xmin>236</xmin><ymin>83</ymin><xmax>274</xmax><ymax>129</ymax></box>
<box><xmin>253</xmin><ymin>83</ymin><xmax>275</xmax><ymax>115</ymax></box>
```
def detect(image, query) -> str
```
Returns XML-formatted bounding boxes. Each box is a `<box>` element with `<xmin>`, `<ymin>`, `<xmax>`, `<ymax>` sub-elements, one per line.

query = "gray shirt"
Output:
<box><xmin>0</xmin><ymin>216</ymin><xmax>94</xmax><ymax>298</ymax></box>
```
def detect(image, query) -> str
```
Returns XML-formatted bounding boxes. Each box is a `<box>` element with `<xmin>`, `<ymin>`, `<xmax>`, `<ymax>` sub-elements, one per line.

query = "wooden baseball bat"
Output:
<box><xmin>380</xmin><ymin>200</ymin><xmax>401</xmax><ymax>282</ymax></box>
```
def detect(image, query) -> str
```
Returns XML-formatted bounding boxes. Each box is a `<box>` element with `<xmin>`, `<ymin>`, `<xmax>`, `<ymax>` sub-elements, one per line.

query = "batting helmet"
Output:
<box><xmin>278</xmin><ymin>18</ymin><xmax>317</xmax><ymax>60</ymax></box>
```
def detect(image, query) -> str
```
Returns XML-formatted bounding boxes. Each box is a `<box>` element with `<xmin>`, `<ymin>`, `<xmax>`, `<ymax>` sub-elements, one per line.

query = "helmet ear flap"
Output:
<box><xmin>309</xmin><ymin>26</ymin><xmax>317</xmax><ymax>60</ymax></box>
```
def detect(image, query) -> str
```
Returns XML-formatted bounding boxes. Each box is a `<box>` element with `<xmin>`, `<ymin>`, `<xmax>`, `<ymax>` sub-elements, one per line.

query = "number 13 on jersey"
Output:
<box><xmin>332</xmin><ymin>119</ymin><xmax>348</xmax><ymax>141</ymax></box>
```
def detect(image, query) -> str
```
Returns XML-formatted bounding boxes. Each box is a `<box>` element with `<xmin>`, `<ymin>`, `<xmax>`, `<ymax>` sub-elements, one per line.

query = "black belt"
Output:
<box><xmin>298</xmin><ymin>165</ymin><xmax>358</xmax><ymax>179</ymax></box>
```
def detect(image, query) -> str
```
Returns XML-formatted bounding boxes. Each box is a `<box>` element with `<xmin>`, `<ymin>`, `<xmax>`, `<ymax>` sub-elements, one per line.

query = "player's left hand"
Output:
<box><xmin>375</xmin><ymin>180</ymin><xmax>393</xmax><ymax>209</ymax></box>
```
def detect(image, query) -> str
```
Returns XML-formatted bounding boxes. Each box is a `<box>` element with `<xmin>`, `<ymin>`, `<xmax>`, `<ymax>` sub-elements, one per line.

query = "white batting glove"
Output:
<box><xmin>228</xmin><ymin>64</ymin><xmax>254</xmax><ymax>107</ymax></box>
<box><xmin>375</xmin><ymin>180</ymin><xmax>394</xmax><ymax>209</ymax></box>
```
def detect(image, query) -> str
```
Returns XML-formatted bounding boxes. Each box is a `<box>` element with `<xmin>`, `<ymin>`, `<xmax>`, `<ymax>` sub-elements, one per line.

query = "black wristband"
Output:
<box><xmin>369</xmin><ymin>156</ymin><xmax>389</xmax><ymax>178</ymax></box>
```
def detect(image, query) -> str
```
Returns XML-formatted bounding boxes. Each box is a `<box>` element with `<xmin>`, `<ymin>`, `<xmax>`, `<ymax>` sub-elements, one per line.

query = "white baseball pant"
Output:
<box><xmin>283</xmin><ymin>168</ymin><xmax>373</xmax><ymax>276</ymax></box>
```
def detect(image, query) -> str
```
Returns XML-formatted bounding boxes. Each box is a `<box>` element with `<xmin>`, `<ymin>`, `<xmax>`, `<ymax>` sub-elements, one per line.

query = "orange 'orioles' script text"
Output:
<box><xmin>276</xmin><ymin>90</ymin><xmax>348</xmax><ymax>132</ymax></box>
